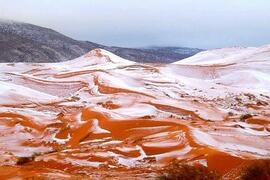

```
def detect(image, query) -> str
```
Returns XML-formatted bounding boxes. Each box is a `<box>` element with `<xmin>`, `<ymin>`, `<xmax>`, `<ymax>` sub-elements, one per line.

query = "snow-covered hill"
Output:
<box><xmin>173</xmin><ymin>45</ymin><xmax>270</xmax><ymax>92</ymax></box>
<box><xmin>174</xmin><ymin>44</ymin><xmax>270</xmax><ymax>65</ymax></box>
<box><xmin>52</xmin><ymin>49</ymin><xmax>135</xmax><ymax>71</ymax></box>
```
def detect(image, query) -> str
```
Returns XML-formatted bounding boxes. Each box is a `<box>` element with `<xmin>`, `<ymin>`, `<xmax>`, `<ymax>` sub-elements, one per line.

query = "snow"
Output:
<box><xmin>172</xmin><ymin>45</ymin><xmax>270</xmax><ymax>93</ymax></box>
<box><xmin>192</xmin><ymin>129</ymin><xmax>270</xmax><ymax>156</ymax></box>
<box><xmin>0</xmin><ymin>81</ymin><xmax>57</xmax><ymax>104</ymax></box>
<box><xmin>52</xmin><ymin>49</ymin><xmax>135</xmax><ymax>70</ymax></box>
<box><xmin>174</xmin><ymin>44</ymin><xmax>270</xmax><ymax>65</ymax></box>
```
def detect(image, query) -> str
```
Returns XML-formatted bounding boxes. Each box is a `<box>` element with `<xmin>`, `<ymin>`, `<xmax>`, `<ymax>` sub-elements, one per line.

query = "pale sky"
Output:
<box><xmin>1</xmin><ymin>0</ymin><xmax>270</xmax><ymax>49</ymax></box>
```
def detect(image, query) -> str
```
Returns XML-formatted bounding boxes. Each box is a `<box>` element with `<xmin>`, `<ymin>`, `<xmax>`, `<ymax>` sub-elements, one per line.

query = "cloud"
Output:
<box><xmin>0</xmin><ymin>0</ymin><xmax>270</xmax><ymax>48</ymax></box>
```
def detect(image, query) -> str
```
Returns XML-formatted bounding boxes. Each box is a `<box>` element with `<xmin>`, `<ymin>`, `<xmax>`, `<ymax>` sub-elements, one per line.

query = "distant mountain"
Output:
<box><xmin>0</xmin><ymin>19</ymin><xmax>202</xmax><ymax>63</ymax></box>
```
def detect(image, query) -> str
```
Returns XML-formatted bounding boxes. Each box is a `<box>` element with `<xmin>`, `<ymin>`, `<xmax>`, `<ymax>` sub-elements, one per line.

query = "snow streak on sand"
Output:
<box><xmin>0</xmin><ymin>47</ymin><xmax>269</xmax><ymax>179</ymax></box>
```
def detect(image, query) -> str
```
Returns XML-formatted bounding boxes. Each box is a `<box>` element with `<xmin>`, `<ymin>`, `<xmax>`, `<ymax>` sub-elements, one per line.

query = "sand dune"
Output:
<box><xmin>0</xmin><ymin>46</ymin><xmax>269</xmax><ymax>179</ymax></box>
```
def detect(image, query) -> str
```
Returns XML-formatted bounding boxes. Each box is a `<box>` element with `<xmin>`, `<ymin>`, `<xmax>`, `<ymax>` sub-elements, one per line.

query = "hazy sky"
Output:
<box><xmin>1</xmin><ymin>0</ymin><xmax>270</xmax><ymax>49</ymax></box>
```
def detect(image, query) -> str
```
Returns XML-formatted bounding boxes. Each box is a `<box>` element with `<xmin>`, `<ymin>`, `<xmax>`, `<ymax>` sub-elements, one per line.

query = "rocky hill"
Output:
<box><xmin>0</xmin><ymin>19</ymin><xmax>202</xmax><ymax>63</ymax></box>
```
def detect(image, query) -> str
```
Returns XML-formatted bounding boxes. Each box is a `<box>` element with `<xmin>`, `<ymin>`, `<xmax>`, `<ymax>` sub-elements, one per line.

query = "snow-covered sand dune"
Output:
<box><xmin>173</xmin><ymin>45</ymin><xmax>270</xmax><ymax>92</ymax></box>
<box><xmin>174</xmin><ymin>44</ymin><xmax>270</xmax><ymax>65</ymax></box>
<box><xmin>0</xmin><ymin>46</ymin><xmax>269</xmax><ymax>179</ymax></box>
